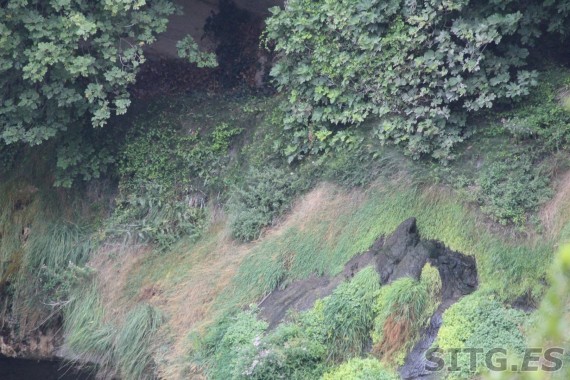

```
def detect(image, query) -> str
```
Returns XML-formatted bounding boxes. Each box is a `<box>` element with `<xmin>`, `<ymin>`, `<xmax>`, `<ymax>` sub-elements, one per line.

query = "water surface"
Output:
<box><xmin>0</xmin><ymin>356</ymin><xmax>94</xmax><ymax>380</ymax></box>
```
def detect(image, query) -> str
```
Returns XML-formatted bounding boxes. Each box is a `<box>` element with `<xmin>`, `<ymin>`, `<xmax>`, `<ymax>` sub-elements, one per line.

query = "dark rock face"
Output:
<box><xmin>375</xmin><ymin>218</ymin><xmax>477</xmax><ymax>299</ymax></box>
<box><xmin>258</xmin><ymin>250</ymin><xmax>378</xmax><ymax>329</ymax></box>
<box><xmin>429</xmin><ymin>242</ymin><xmax>478</xmax><ymax>301</ymax></box>
<box><xmin>376</xmin><ymin>218</ymin><xmax>433</xmax><ymax>284</ymax></box>
<box><xmin>259</xmin><ymin>217</ymin><xmax>479</xmax><ymax>343</ymax></box>
<box><xmin>378</xmin><ymin>219</ymin><xmax>479</xmax><ymax>380</ymax></box>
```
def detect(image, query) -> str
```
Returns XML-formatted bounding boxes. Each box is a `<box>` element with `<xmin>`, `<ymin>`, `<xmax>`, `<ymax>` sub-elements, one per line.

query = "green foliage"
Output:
<box><xmin>196</xmin><ymin>268</ymin><xmax>380</xmax><ymax>379</ymax></box>
<box><xmin>321</xmin><ymin>358</ymin><xmax>399</xmax><ymax>380</ymax></box>
<box><xmin>318</xmin><ymin>266</ymin><xmax>381</xmax><ymax>361</ymax></box>
<box><xmin>195</xmin><ymin>309</ymin><xmax>268</xmax><ymax>380</ymax></box>
<box><xmin>501</xmin><ymin>69</ymin><xmax>570</xmax><ymax>151</ymax></box>
<box><xmin>54</xmin><ymin>125</ymin><xmax>122</xmax><ymax>187</ymax></box>
<box><xmin>237</xmin><ymin>320</ymin><xmax>329</xmax><ymax>380</ymax></box>
<box><xmin>0</xmin><ymin>0</ymin><xmax>175</xmax><ymax>146</ymax></box>
<box><xmin>265</xmin><ymin>0</ymin><xmax>570</xmax><ymax>160</ymax></box>
<box><xmin>112</xmin><ymin>106</ymin><xmax>243</xmax><ymax>247</ymax></box>
<box><xmin>228</xmin><ymin>166</ymin><xmax>309</xmax><ymax>242</ymax></box>
<box><xmin>177</xmin><ymin>36</ymin><xmax>218</xmax><ymax>68</ymax></box>
<box><xmin>435</xmin><ymin>292</ymin><xmax>528</xmax><ymax>379</ymax></box>
<box><xmin>486</xmin><ymin>245</ymin><xmax>570</xmax><ymax>380</ymax></box>
<box><xmin>372</xmin><ymin>265</ymin><xmax>441</xmax><ymax>366</ymax></box>
<box><xmin>112</xmin><ymin>183</ymin><xmax>206</xmax><ymax>248</ymax></box>
<box><xmin>478</xmin><ymin>152</ymin><xmax>552</xmax><ymax>226</ymax></box>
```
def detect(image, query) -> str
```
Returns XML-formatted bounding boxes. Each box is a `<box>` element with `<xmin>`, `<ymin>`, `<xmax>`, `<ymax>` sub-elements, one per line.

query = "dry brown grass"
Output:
<box><xmin>541</xmin><ymin>170</ymin><xmax>570</xmax><ymax>240</ymax></box>
<box><xmin>88</xmin><ymin>184</ymin><xmax>369</xmax><ymax>379</ymax></box>
<box><xmin>372</xmin><ymin>314</ymin><xmax>412</xmax><ymax>363</ymax></box>
<box><xmin>126</xmin><ymin>184</ymin><xmax>364</xmax><ymax>379</ymax></box>
<box><xmin>89</xmin><ymin>243</ymin><xmax>150</xmax><ymax>322</ymax></box>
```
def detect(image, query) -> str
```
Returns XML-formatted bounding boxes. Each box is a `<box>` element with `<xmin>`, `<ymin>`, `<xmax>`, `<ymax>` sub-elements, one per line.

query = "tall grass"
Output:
<box><xmin>115</xmin><ymin>304</ymin><xmax>164</xmax><ymax>380</ymax></box>
<box><xmin>63</xmin><ymin>287</ymin><xmax>114</xmax><ymax>368</ymax></box>
<box><xmin>64</xmin><ymin>286</ymin><xmax>164</xmax><ymax>379</ymax></box>
<box><xmin>372</xmin><ymin>264</ymin><xmax>441</xmax><ymax>365</ymax></box>
<box><xmin>319</xmin><ymin>266</ymin><xmax>381</xmax><ymax>361</ymax></box>
<box><xmin>216</xmin><ymin>181</ymin><xmax>552</xmax><ymax>314</ymax></box>
<box><xmin>0</xmin><ymin>169</ymin><xmax>100</xmax><ymax>332</ymax></box>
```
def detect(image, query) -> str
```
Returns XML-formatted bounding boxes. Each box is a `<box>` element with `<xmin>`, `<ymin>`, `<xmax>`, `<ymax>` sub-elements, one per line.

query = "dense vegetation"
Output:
<box><xmin>1</xmin><ymin>0</ymin><xmax>570</xmax><ymax>379</ymax></box>
<box><xmin>0</xmin><ymin>0</ymin><xmax>216</xmax><ymax>186</ymax></box>
<box><xmin>265</xmin><ymin>0</ymin><xmax>570</xmax><ymax>160</ymax></box>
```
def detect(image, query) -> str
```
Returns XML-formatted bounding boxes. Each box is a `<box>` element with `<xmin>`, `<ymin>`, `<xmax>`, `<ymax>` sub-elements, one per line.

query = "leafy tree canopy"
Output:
<box><xmin>0</xmin><ymin>0</ymin><xmax>209</xmax><ymax>147</ymax></box>
<box><xmin>265</xmin><ymin>0</ymin><xmax>570</xmax><ymax>160</ymax></box>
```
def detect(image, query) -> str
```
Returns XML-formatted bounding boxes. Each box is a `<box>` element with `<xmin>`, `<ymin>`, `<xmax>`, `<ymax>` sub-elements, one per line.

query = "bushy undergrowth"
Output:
<box><xmin>195</xmin><ymin>267</ymin><xmax>381</xmax><ymax>379</ymax></box>
<box><xmin>435</xmin><ymin>292</ymin><xmax>529</xmax><ymax>379</ymax></box>
<box><xmin>111</xmin><ymin>98</ymin><xmax>243</xmax><ymax>248</ymax></box>
<box><xmin>321</xmin><ymin>358</ymin><xmax>399</xmax><ymax>380</ymax></box>
<box><xmin>319</xmin><ymin>266</ymin><xmax>381</xmax><ymax>360</ymax></box>
<box><xmin>234</xmin><ymin>314</ymin><xmax>328</xmax><ymax>379</ymax></box>
<box><xmin>372</xmin><ymin>264</ymin><xmax>441</xmax><ymax>366</ymax></box>
<box><xmin>478</xmin><ymin>151</ymin><xmax>552</xmax><ymax>226</ymax></box>
<box><xmin>194</xmin><ymin>309</ymin><xmax>268</xmax><ymax>380</ymax></box>
<box><xmin>501</xmin><ymin>69</ymin><xmax>570</xmax><ymax>152</ymax></box>
<box><xmin>228</xmin><ymin>166</ymin><xmax>309</xmax><ymax>241</ymax></box>
<box><xmin>486</xmin><ymin>245</ymin><xmax>570</xmax><ymax>380</ymax></box>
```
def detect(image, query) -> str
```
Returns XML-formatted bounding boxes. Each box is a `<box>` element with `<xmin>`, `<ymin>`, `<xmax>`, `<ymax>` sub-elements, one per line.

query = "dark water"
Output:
<box><xmin>0</xmin><ymin>357</ymin><xmax>94</xmax><ymax>380</ymax></box>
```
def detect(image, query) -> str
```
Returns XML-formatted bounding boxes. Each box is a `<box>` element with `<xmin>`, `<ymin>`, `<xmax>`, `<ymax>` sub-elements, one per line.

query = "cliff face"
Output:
<box><xmin>145</xmin><ymin>0</ymin><xmax>284</xmax><ymax>58</ymax></box>
<box><xmin>0</xmin><ymin>323</ymin><xmax>62</xmax><ymax>360</ymax></box>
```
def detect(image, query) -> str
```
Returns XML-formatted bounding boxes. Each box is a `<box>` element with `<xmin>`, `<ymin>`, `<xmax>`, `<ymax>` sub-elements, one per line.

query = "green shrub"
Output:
<box><xmin>321</xmin><ymin>358</ymin><xmax>399</xmax><ymax>380</ymax></box>
<box><xmin>372</xmin><ymin>264</ymin><xmax>441</xmax><ymax>366</ymax></box>
<box><xmin>241</xmin><ymin>321</ymin><xmax>329</xmax><ymax>380</ymax></box>
<box><xmin>485</xmin><ymin>245</ymin><xmax>570</xmax><ymax>380</ymax></box>
<box><xmin>502</xmin><ymin>69</ymin><xmax>570</xmax><ymax>152</ymax></box>
<box><xmin>228</xmin><ymin>166</ymin><xmax>309</xmax><ymax>241</ymax></box>
<box><xmin>435</xmin><ymin>292</ymin><xmax>528</xmax><ymax>379</ymax></box>
<box><xmin>196</xmin><ymin>309</ymin><xmax>268</xmax><ymax>380</ymax></box>
<box><xmin>319</xmin><ymin>266</ymin><xmax>381</xmax><ymax>361</ymax></box>
<box><xmin>113</xmin><ymin>109</ymin><xmax>242</xmax><ymax>247</ymax></box>
<box><xmin>478</xmin><ymin>152</ymin><xmax>552</xmax><ymax>226</ymax></box>
<box><xmin>264</xmin><ymin>0</ymin><xmax>570</xmax><ymax>160</ymax></box>
<box><xmin>111</xmin><ymin>182</ymin><xmax>205</xmax><ymax>248</ymax></box>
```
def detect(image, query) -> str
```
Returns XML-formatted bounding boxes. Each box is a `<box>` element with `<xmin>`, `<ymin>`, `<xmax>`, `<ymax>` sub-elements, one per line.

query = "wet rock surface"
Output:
<box><xmin>259</xmin><ymin>218</ymin><xmax>479</xmax><ymax>379</ymax></box>
<box><xmin>259</xmin><ymin>249</ymin><xmax>378</xmax><ymax>329</ymax></box>
<box><xmin>0</xmin><ymin>323</ymin><xmax>62</xmax><ymax>361</ymax></box>
<box><xmin>376</xmin><ymin>217</ymin><xmax>433</xmax><ymax>284</ymax></box>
